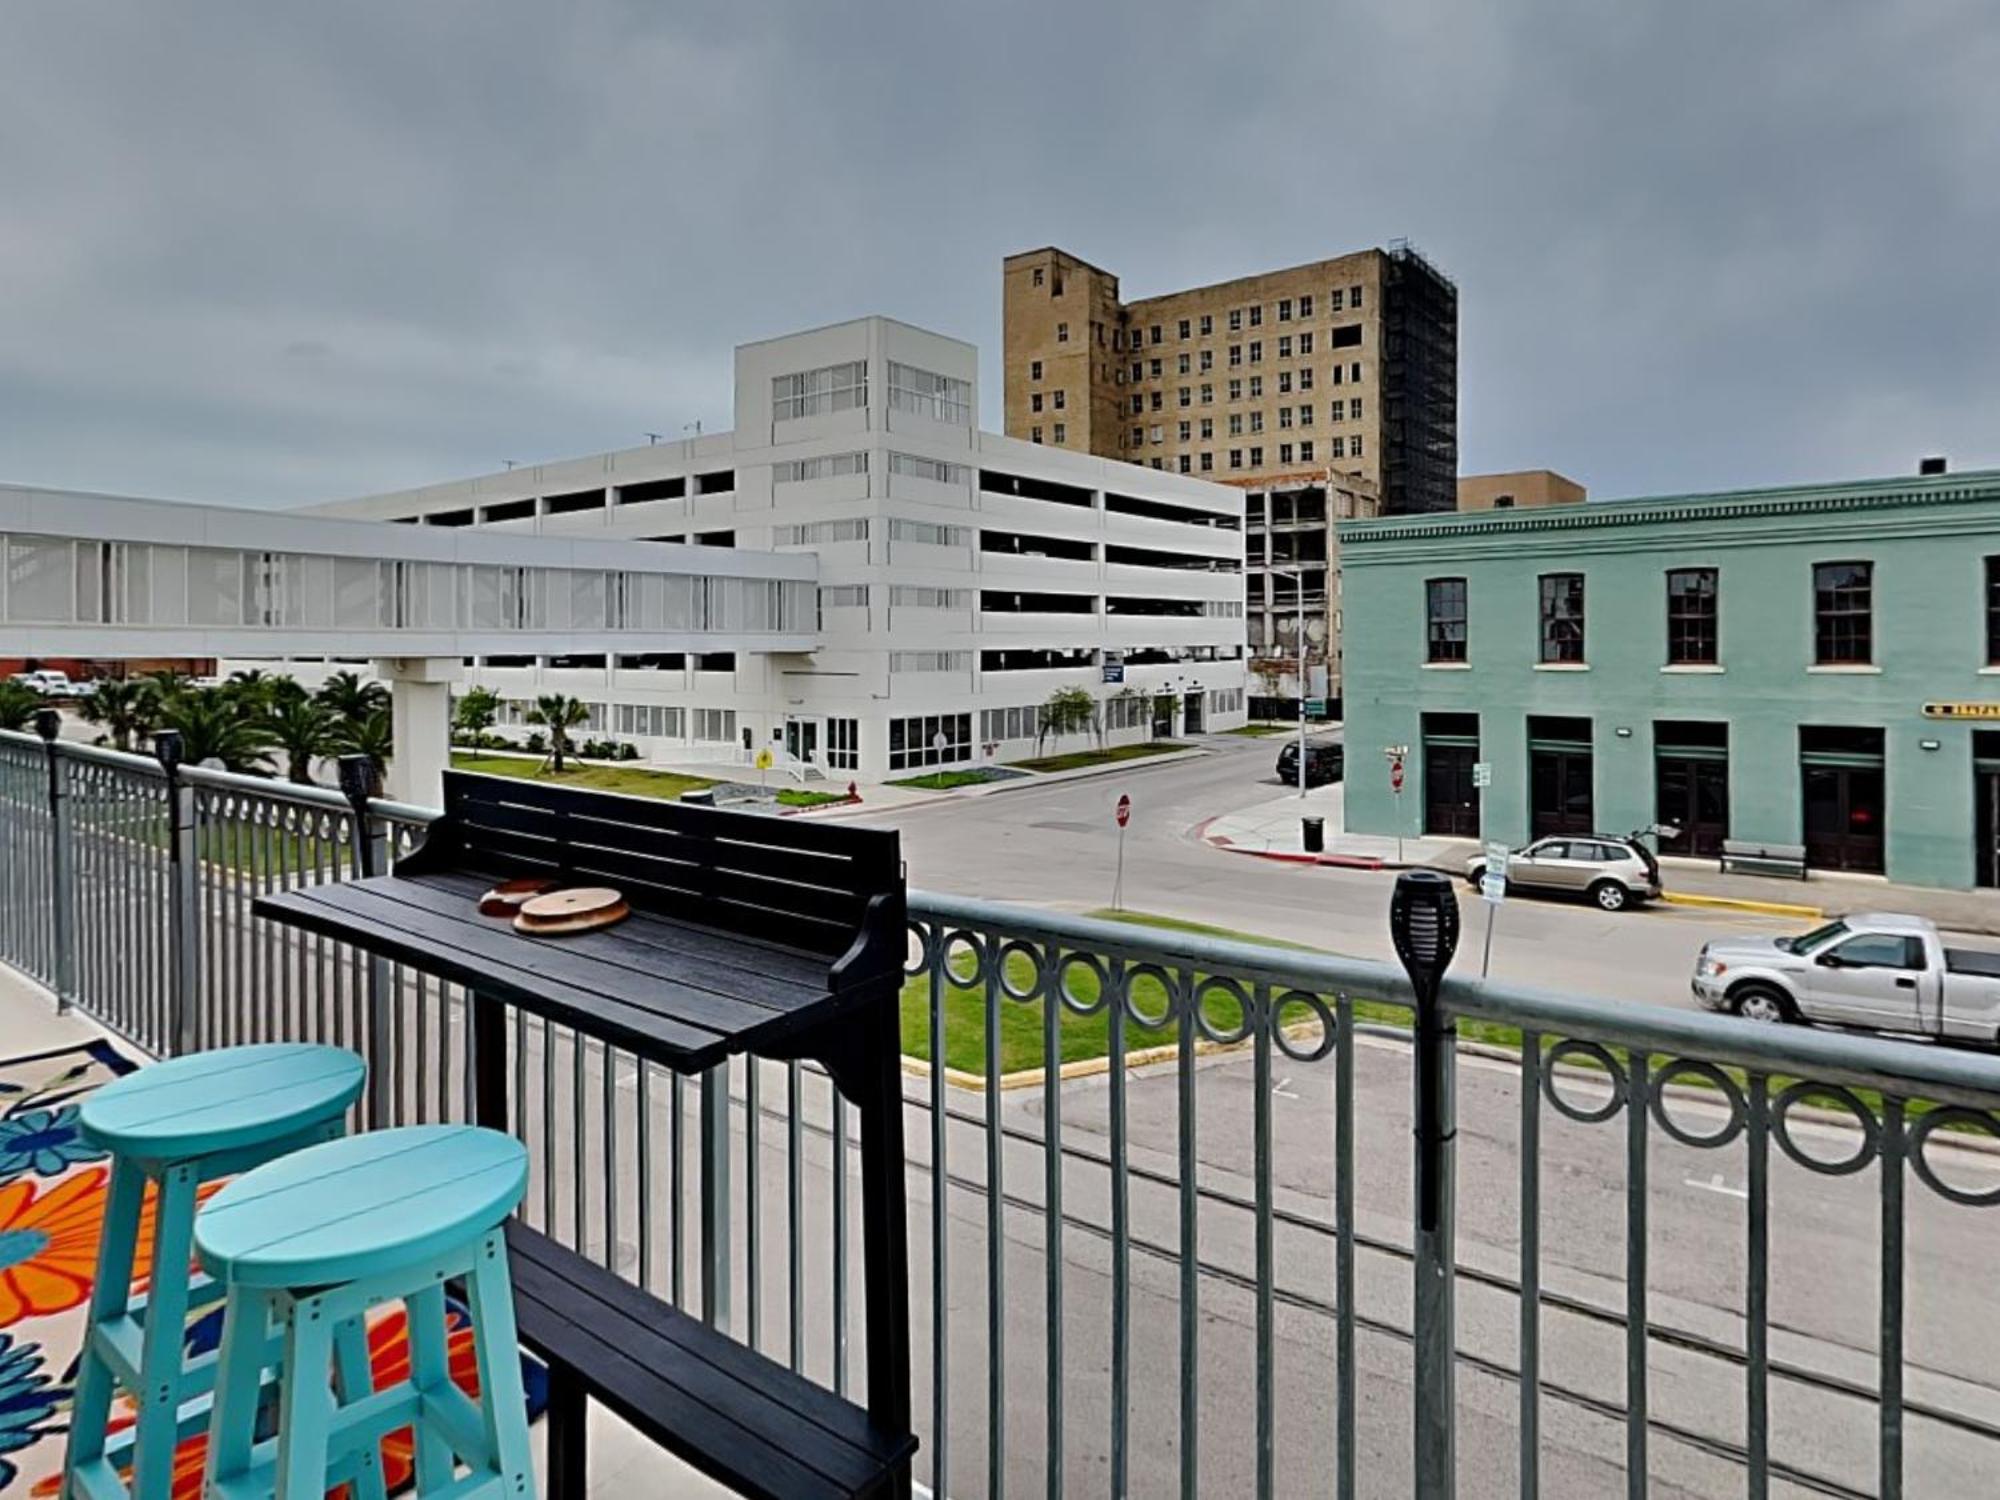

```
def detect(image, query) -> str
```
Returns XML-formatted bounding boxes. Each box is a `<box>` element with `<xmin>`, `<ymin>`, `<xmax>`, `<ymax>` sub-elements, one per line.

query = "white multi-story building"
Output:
<box><xmin>306</xmin><ymin>317</ymin><xmax>1249</xmax><ymax>782</ymax></box>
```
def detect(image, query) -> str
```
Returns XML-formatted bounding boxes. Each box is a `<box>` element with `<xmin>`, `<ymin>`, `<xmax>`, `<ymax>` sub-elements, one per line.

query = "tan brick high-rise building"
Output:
<box><xmin>1003</xmin><ymin>244</ymin><xmax>1457</xmax><ymax>514</ymax></box>
<box><xmin>1003</xmin><ymin>244</ymin><xmax>1458</xmax><ymax>709</ymax></box>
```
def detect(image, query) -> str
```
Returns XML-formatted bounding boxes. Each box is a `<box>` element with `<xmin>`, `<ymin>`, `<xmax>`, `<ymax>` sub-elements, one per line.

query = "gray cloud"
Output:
<box><xmin>1</xmin><ymin>0</ymin><xmax>1994</xmax><ymax>508</ymax></box>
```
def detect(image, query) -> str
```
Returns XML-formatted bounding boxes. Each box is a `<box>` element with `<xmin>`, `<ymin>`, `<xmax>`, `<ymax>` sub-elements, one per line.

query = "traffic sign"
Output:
<box><xmin>1114</xmin><ymin>793</ymin><xmax>1131</xmax><ymax>828</ymax></box>
<box><xmin>754</xmin><ymin>747</ymin><xmax>774</xmax><ymax>771</ymax></box>
<box><xmin>1481</xmin><ymin>873</ymin><xmax>1506</xmax><ymax>904</ymax></box>
<box><xmin>1471</xmin><ymin>761</ymin><xmax>1492</xmax><ymax>789</ymax></box>
<box><xmin>1304</xmin><ymin>698</ymin><xmax>1326</xmax><ymax>718</ymax></box>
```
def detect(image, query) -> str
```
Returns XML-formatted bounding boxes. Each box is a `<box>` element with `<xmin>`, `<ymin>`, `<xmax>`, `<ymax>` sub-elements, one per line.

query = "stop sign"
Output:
<box><xmin>1390</xmin><ymin>759</ymin><xmax>1405</xmax><ymax>793</ymax></box>
<box><xmin>1115</xmin><ymin>794</ymin><xmax>1131</xmax><ymax>828</ymax></box>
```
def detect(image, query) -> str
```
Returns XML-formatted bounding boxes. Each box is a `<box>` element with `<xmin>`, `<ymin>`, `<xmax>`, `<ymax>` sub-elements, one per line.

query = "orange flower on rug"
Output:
<box><xmin>0</xmin><ymin>1170</ymin><xmax>221</xmax><ymax>1329</ymax></box>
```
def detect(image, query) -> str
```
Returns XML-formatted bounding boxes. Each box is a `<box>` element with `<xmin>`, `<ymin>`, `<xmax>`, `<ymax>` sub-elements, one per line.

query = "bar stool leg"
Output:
<box><xmin>274</xmin><ymin>1294</ymin><xmax>335</xmax><ymax>1500</ymax></box>
<box><xmin>332</xmin><ymin>1316</ymin><xmax>389</xmax><ymax>1500</ymax></box>
<box><xmin>464</xmin><ymin>1227</ymin><xmax>535</xmax><ymax>1497</ymax></box>
<box><xmin>130</xmin><ymin>1162</ymin><xmax>200</xmax><ymax>1497</ymax></box>
<box><xmin>60</xmin><ymin>1158</ymin><xmax>147</xmax><ymax>1499</ymax></box>
<box><xmin>403</xmin><ymin>1284</ymin><xmax>459</xmax><ymax>1493</ymax></box>
<box><xmin>205</xmin><ymin>1287</ymin><xmax>275</xmax><ymax>1489</ymax></box>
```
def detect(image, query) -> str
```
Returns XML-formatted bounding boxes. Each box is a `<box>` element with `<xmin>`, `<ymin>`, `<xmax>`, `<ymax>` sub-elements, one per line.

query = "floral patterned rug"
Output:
<box><xmin>0</xmin><ymin>1039</ymin><xmax>546</xmax><ymax>1499</ymax></box>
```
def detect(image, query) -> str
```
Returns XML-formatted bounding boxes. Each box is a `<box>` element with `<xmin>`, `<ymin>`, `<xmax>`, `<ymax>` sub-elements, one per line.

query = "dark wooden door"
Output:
<box><xmin>1803</xmin><ymin>764</ymin><xmax>1884</xmax><ymax>873</ymax></box>
<box><xmin>1979</xmin><ymin>769</ymin><xmax>2000</xmax><ymax>888</ymax></box>
<box><xmin>1530</xmin><ymin>749</ymin><xmax>1594</xmax><ymax>837</ymax></box>
<box><xmin>1424</xmin><ymin>742</ymin><xmax>1479</xmax><ymax>837</ymax></box>
<box><xmin>1656</xmin><ymin>755</ymin><xmax>1729</xmax><ymax>857</ymax></box>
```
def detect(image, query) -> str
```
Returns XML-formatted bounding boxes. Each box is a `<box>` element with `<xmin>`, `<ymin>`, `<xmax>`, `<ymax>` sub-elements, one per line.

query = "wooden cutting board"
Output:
<box><xmin>513</xmin><ymin>886</ymin><xmax>630</xmax><ymax>936</ymax></box>
<box><xmin>478</xmin><ymin>877</ymin><xmax>559</xmax><ymax>917</ymax></box>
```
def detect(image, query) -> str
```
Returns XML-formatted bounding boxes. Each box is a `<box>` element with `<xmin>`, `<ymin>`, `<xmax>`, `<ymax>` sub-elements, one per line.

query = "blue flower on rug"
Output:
<box><xmin>0</xmin><ymin>1331</ymin><xmax>67</xmax><ymax>1490</ymax></box>
<box><xmin>0</xmin><ymin>1108</ymin><xmax>103</xmax><ymax>1182</ymax></box>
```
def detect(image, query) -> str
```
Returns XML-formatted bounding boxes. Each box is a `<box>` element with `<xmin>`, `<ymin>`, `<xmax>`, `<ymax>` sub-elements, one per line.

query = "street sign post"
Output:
<box><xmin>1480</xmin><ymin>840</ymin><xmax>1509</xmax><ymax>976</ymax></box>
<box><xmin>929</xmin><ymin>730</ymin><xmax>950</xmax><ymax>789</ymax></box>
<box><xmin>1112</xmin><ymin>793</ymin><xmax>1132</xmax><ymax>909</ymax></box>
<box><xmin>1385</xmin><ymin>745</ymin><xmax>1409</xmax><ymax>862</ymax></box>
<box><xmin>754</xmin><ymin>744</ymin><xmax>774</xmax><ymax>788</ymax></box>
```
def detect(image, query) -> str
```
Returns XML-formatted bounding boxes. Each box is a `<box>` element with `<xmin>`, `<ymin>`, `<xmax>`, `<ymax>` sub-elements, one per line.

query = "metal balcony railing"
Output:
<box><xmin>6</xmin><ymin>723</ymin><xmax>2000</xmax><ymax>1497</ymax></box>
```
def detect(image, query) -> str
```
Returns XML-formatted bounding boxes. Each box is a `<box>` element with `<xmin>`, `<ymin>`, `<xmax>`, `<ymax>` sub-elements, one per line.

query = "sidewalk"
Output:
<box><xmin>1198</xmin><ymin>782</ymin><xmax>2000</xmax><ymax>934</ymax></box>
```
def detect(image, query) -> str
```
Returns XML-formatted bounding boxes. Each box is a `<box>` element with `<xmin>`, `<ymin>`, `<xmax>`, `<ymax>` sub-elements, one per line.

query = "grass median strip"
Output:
<box><xmin>451</xmin><ymin>754</ymin><xmax>717</xmax><ymax>801</ymax></box>
<box><xmin>1007</xmin><ymin>741</ymin><xmax>1187</xmax><ymax>774</ymax></box>
<box><xmin>898</xmin><ymin>908</ymin><xmax>1948</xmax><ymax>1127</ymax></box>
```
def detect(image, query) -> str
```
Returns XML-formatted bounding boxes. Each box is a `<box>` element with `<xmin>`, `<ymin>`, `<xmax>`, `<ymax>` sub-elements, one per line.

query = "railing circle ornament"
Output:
<box><xmin>1540</xmin><ymin>1040</ymin><xmax>1628</xmax><ymax>1123</ymax></box>
<box><xmin>941</xmin><ymin>930</ymin><xmax>988</xmax><ymax>989</ymax></box>
<box><xmin>1057</xmin><ymin>952</ymin><xmax>1111</xmax><ymax>1016</ymax></box>
<box><xmin>997</xmin><ymin>940</ymin><xmax>1046</xmax><ymax>1003</ymax></box>
<box><xmin>1647</xmin><ymin>1059</ymin><xmax>1748</xmax><ymax>1149</ymax></box>
<box><xmin>1271</xmin><ymin>990</ymin><xmax>1337</xmax><ymax>1063</ymax></box>
<box><xmin>1771</xmin><ymin>1082</ymin><xmax>1879</xmax><ymax>1176</ymax></box>
<box><xmin>1192</xmin><ymin>975</ymin><xmax>1256</xmax><ymax>1046</ymax></box>
<box><xmin>903</xmin><ymin>921</ymin><xmax>938</xmax><ymax>976</ymax></box>
<box><xmin>1908</xmin><ymin>1108</ymin><xmax>2000</xmax><ymax>1207</ymax></box>
<box><xmin>1121</xmin><ymin>962</ymin><xmax>1178</xmax><ymax>1029</ymax></box>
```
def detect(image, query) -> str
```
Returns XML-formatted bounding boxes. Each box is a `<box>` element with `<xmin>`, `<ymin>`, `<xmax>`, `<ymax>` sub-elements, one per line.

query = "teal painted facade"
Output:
<box><xmin>1339</xmin><ymin>469</ymin><xmax>2000</xmax><ymax>890</ymax></box>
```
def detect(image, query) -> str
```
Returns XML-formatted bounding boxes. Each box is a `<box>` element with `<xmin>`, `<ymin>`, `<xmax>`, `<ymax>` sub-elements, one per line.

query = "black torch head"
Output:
<box><xmin>32</xmin><ymin>708</ymin><xmax>60</xmax><ymax>744</ymax></box>
<box><xmin>1390</xmin><ymin>868</ymin><xmax>1460</xmax><ymax>996</ymax></box>
<box><xmin>152</xmin><ymin>729</ymin><xmax>184</xmax><ymax>773</ymax></box>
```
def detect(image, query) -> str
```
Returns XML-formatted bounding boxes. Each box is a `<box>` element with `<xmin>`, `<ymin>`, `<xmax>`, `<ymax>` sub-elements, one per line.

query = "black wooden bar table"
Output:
<box><xmin>256</xmin><ymin>770</ymin><xmax>916</xmax><ymax>1500</ymax></box>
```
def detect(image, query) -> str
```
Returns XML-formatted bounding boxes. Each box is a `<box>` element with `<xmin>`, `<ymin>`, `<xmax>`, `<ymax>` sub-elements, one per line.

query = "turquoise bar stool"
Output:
<box><xmin>63</xmin><ymin>1043</ymin><xmax>367</xmax><ymax>1500</ymax></box>
<box><xmin>194</xmin><ymin>1125</ymin><xmax>535</xmax><ymax>1500</ymax></box>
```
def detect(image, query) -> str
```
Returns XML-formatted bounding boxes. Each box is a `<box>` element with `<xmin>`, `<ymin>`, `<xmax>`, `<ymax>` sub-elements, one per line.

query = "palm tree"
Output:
<box><xmin>0</xmin><ymin>680</ymin><xmax>41</xmax><ymax>732</ymax></box>
<box><xmin>316</xmin><ymin>671</ymin><xmax>390</xmax><ymax>724</ymax></box>
<box><xmin>80</xmin><ymin>679</ymin><xmax>157</xmax><ymax>753</ymax></box>
<box><xmin>526</xmin><ymin>694</ymin><xmax>591</xmax><ymax>774</ymax></box>
<box><xmin>264</xmin><ymin>696</ymin><xmax>337</xmax><ymax>786</ymax></box>
<box><xmin>156</xmin><ymin>687</ymin><xmax>278</xmax><ymax>774</ymax></box>
<box><xmin>330</xmin><ymin>707</ymin><xmax>395</xmax><ymax>796</ymax></box>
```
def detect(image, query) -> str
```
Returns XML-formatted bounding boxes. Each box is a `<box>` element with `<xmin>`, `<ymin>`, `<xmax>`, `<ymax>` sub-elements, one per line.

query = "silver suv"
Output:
<box><xmin>1465</xmin><ymin>834</ymin><xmax>1662</xmax><ymax>912</ymax></box>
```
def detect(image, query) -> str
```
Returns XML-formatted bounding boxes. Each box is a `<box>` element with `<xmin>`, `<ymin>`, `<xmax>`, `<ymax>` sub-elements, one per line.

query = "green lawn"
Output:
<box><xmin>451</xmin><ymin>754</ymin><xmax>717</xmax><ymax>802</ymax></box>
<box><xmin>1225</xmin><ymin>724</ymin><xmax>1294</xmax><ymax>738</ymax></box>
<box><xmin>1008</xmin><ymin>741</ymin><xmax>1186</xmax><ymax>774</ymax></box>
<box><xmin>777</xmin><ymin>788</ymin><xmax>850</xmax><ymax>808</ymax></box>
<box><xmin>899</xmin><ymin>907</ymin><xmax>1397</xmax><ymax>1076</ymax></box>
<box><xmin>887</xmin><ymin>769</ymin><xmax>995</xmax><ymax>790</ymax></box>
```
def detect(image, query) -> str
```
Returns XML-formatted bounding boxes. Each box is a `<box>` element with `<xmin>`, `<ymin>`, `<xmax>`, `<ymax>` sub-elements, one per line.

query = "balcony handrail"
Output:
<box><xmin>916</xmin><ymin>888</ymin><xmax>2000</xmax><ymax>1108</ymax></box>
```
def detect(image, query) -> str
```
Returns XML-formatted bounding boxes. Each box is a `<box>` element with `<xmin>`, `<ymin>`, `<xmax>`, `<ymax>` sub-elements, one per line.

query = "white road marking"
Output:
<box><xmin>1685</xmin><ymin>1173</ymin><xmax>1749</xmax><ymax>1200</ymax></box>
<box><xmin>1273</xmin><ymin>1076</ymin><xmax>1302</xmax><ymax>1100</ymax></box>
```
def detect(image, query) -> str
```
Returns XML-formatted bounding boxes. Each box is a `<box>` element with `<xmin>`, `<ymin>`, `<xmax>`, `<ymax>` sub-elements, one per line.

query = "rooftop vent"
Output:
<box><xmin>1919</xmin><ymin>456</ymin><xmax>1948</xmax><ymax>476</ymax></box>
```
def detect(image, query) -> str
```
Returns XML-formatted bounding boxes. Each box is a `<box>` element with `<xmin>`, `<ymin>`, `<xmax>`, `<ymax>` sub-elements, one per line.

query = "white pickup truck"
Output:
<box><xmin>10</xmin><ymin>670</ymin><xmax>87</xmax><ymax>698</ymax></box>
<box><xmin>1692</xmin><ymin>914</ymin><xmax>2000</xmax><ymax>1044</ymax></box>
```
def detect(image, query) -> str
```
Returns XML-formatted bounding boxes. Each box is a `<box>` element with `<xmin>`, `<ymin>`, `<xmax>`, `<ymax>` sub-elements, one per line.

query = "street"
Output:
<box><xmin>852</xmin><ymin>734</ymin><xmax>1800</xmax><ymax>1008</ymax></box>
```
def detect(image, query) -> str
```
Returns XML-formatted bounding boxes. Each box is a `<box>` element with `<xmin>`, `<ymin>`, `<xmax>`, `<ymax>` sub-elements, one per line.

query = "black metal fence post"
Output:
<box><xmin>154</xmin><ymin>730</ymin><xmax>200</xmax><ymax>1056</ymax></box>
<box><xmin>338</xmin><ymin>754</ymin><xmax>395</xmax><ymax>1127</ymax></box>
<box><xmin>35</xmin><ymin>710</ymin><xmax>76</xmax><ymax>1013</ymax></box>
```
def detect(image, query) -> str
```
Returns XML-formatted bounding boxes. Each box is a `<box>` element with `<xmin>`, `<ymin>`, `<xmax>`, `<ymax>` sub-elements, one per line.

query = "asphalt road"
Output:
<box><xmin>853</xmin><ymin>735</ymin><xmax>1801</xmax><ymax>1009</ymax></box>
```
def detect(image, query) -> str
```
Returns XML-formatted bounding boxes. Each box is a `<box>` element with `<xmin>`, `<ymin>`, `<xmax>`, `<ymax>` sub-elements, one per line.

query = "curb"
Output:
<box><xmin>1199</xmin><ymin>828</ymin><xmax>1398</xmax><ymax>873</ymax></box>
<box><xmin>1660</xmin><ymin>891</ymin><xmax>1824</xmax><ymax>920</ymax></box>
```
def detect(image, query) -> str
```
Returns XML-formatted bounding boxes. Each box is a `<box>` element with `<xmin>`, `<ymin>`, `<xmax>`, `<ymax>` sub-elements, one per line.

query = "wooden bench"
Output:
<box><xmin>508</xmin><ymin>1223</ymin><xmax>915</xmax><ymax>1500</ymax></box>
<box><xmin>1718</xmin><ymin>839</ymin><xmax>1809</xmax><ymax>879</ymax></box>
<box><xmin>256</xmin><ymin>770</ymin><xmax>916</xmax><ymax>1500</ymax></box>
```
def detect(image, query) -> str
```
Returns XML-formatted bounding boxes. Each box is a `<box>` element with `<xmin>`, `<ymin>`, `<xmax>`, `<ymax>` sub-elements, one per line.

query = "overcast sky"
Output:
<box><xmin>2</xmin><ymin>1</ymin><xmax>1994</xmax><ymax>510</ymax></box>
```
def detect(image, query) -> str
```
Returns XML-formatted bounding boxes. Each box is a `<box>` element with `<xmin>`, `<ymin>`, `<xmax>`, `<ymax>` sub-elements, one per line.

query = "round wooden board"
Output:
<box><xmin>513</xmin><ymin>886</ymin><xmax>629</xmax><ymax>936</ymax></box>
<box><xmin>478</xmin><ymin>877</ymin><xmax>559</xmax><ymax>917</ymax></box>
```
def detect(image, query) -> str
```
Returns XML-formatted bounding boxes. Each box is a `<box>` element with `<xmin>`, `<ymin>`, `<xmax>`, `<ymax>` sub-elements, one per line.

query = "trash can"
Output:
<box><xmin>1302</xmin><ymin>816</ymin><xmax>1325</xmax><ymax>854</ymax></box>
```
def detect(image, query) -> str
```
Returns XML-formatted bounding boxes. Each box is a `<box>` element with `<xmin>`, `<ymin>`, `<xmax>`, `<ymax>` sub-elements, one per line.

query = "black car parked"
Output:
<box><xmin>1275</xmin><ymin>736</ymin><xmax>1344</xmax><ymax>787</ymax></box>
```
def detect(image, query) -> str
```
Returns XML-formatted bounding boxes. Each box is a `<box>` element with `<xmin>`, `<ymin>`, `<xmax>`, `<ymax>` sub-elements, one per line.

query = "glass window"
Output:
<box><xmin>1426</xmin><ymin>578</ymin><xmax>1467</xmax><ymax>663</ymax></box>
<box><xmin>1666</xmin><ymin>568</ymin><xmax>1718</xmax><ymax>664</ymax></box>
<box><xmin>1987</xmin><ymin>557</ymin><xmax>1999</xmax><ymax>664</ymax></box>
<box><xmin>1539</xmin><ymin>574</ymin><xmax>1586</xmax><ymax>663</ymax></box>
<box><xmin>888</xmin><ymin>361</ymin><xmax>973</xmax><ymax>423</ymax></box>
<box><xmin>1829</xmin><ymin>933</ymin><xmax>1923</xmax><ymax>969</ymax></box>
<box><xmin>1814</xmin><ymin>561</ymin><xmax>1872</xmax><ymax>664</ymax></box>
<box><xmin>771</xmin><ymin>360</ymin><xmax>866</xmax><ymax>420</ymax></box>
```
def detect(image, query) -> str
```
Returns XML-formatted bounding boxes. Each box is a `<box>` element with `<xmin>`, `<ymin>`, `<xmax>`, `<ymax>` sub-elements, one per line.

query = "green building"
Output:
<box><xmin>1338</xmin><ymin>466</ymin><xmax>2000</xmax><ymax>890</ymax></box>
